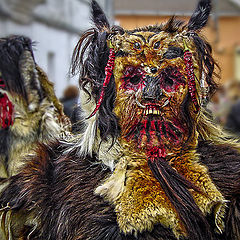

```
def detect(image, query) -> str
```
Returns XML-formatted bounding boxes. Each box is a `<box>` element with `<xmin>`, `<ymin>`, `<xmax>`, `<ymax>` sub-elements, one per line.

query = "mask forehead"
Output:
<box><xmin>112</xmin><ymin>30</ymin><xmax>201</xmax><ymax>89</ymax></box>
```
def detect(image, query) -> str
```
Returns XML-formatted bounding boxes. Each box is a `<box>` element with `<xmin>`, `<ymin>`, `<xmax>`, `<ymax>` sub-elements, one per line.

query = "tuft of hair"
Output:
<box><xmin>130</xmin><ymin>17</ymin><xmax>184</xmax><ymax>34</ymax></box>
<box><xmin>148</xmin><ymin>158</ymin><xmax>214</xmax><ymax>240</ymax></box>
<box><xmin>71</xmin><ymin>17</ymin><xmax>120</xmax><ymax>144</ymax></box>
<box><xmin>162</xmin><ymin>16</ymin><xmax>185</xmax><ymax>33</ymax></box>
<box><xmin>91</xmin><ymin>0</ymin><xmax>110</xmax><ymax>30</ymax></box>
<box><xmin>0</xmin><ymin>35</ymin><xmax>34</xmax><ymax>100</ymax></box>
<box><xmin>0</xmin><ymin>128</ymin><xmax>9</xmax><ymax>155</ymax></box>
<box><xmin>188</xmin><ymin>0</ymin><xmax>212</xmax><ymax>31</ymax></box>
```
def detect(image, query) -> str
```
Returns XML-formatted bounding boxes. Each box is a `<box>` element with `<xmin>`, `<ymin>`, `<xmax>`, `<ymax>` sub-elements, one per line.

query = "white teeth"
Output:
<box><xmin>144</xmin><ymin>106</ymin><xmax>161</xmax><ymax>116</ymax></box>
<box><xmin>162</xmin><ymin>100</ymin><xmax>169</xmax><ymax>108</ymax></box>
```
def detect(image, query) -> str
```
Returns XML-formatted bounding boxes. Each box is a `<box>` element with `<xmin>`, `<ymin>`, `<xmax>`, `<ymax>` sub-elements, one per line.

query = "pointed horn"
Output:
<box><xmin>91</xmin><ymin>0</ymin><xmax>110</xmax><ymax>30</ymax></box>
<box><xmin>188</xmin><ymin>0</ymin><xmax>212</xmax><ymax>31</ymax></box>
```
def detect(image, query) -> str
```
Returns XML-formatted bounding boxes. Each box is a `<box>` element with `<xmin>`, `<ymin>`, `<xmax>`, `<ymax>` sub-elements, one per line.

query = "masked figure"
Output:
<box><xmin>0</xmin><ymin>35</ymin><xmax>71</xmax><ymax>178</ymax></box>
<box><xmin>0</xmin><ymin>1</ymin><xmax>240</xmax><ymax>239</ymax></box>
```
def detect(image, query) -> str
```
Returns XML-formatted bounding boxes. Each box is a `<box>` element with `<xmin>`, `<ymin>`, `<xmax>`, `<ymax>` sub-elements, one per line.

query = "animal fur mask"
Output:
<box><xmin>0</xmin><ymin>36</ymin><xmax>64</xmax><ymax>129</ymax></box>
<box><xmin>72</xmin><ymin>0</ymin><xmax>217</xmax><ymax>156</ymax></box>
<box><xmin>0</xmin><ymin>2</ymin><xmax>235</xmax><ymax>240</ymax></box>
<box><xmin>71</xmin><ymin>2</ymin><xmax>227</xmax><ymax>238</ymax></box>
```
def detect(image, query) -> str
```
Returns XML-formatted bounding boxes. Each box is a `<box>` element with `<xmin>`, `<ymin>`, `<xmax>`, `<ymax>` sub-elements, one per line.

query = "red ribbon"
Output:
<box><xmin>87</xmin><ymin>48</ymin><xmax>115</xmax><ymax>119</ymax></box>
<box><xmin>0</xmin><ymin>81</ymin><xmax>14</xmax><ymax>129</ymax></box>
<box><xmin>183</xmin><ymin>50</ymin><xmax>200</xmax><ymax>113</ymax></box>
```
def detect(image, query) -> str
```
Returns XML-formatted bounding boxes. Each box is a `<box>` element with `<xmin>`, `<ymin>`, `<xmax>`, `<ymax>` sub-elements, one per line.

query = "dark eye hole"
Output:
<box><xmin>129</xmin><ymin>75</ymin><xmax>141</xmax><ymax>85</ymax></box>
<box><xmin>163</xmin><ymin>46</ymin><xmax>184</xmax><ymax>59</ymax></box>
<box><xmin>133</xmin><ymin>42</ymin><xmax>141</xmax><ymax>50</ymax></box>
<box><xmin>153</xmin><ymin>41</ymin><xmax>161</xmax><ymax>50</ymax></box>
<box><xmin>164</xmin><ymin>77</ymin><xmax>174</xmax><ymax>87</ymax></box>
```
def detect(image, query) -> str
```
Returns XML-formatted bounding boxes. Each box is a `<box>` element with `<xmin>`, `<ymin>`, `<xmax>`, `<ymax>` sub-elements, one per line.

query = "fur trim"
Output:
<box><xmin>36</xmin><ymin>65</ymin><xmax>64</xmax><ymax>116</ymax></box>
<box><xmin>0</xmin><ymin>140</ymin><xmax>239</xmax><ymax>239</ymax></box>
<box><xmin>63</xmin><ymin>85</ymin><xmax>98</xmax><ymax>157</ymax></box>
<box><xmin>95</xmin><ymin>156</ymin><xmax>128</xmax><ymax>201</ymax></box>
<box><xmin>96</xmin><ymin>148</ymin><xmax>226</xmax><ymax>239</ymax></box>
<box><xmin>198</xmin><ymin>140</ymin><xmax>240</xmax><ymax>240</ymax></box>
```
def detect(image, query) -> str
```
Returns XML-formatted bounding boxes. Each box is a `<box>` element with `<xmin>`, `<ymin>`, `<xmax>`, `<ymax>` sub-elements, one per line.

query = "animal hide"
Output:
<box><xmin>0</xmin><ymin>1</ymin><xmax>240</xmax><ymax>240</ymax></box>
<box><xmin>0</xmin><ymin>141</ymin><xmax>239</xmax><ymax>240</ymax></box>
<box><xmin>0</xmin><ymin>36</ymin><xmax>71</xmax><ymax>177</ymax></box>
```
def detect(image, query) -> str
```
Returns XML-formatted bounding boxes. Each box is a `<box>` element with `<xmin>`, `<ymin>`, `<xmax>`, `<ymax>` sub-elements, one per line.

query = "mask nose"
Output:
<box><xmin>142</xmin><ymin>63</ymin><xmax>159</xmax><ymax>75</ymax></box>
<box><xmin>142</xmin><ymin>77</ymin><xmax>163</xmax><ymax>101</ymax></box>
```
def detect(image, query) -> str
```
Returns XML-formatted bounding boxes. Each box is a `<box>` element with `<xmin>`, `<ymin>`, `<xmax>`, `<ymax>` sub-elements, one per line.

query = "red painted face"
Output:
<box><xmin>112</xmin><ymin>31</ymin><xmax>199</xmax><ymax>153</ymax></box>
<box><xmin>121</xmin><ymin>66</ymin><xmax>186</xmax><ymax>93</ymax></box>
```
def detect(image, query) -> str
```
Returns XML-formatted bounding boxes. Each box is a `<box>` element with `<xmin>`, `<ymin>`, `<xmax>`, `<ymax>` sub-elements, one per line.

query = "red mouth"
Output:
<box><xmin>143</xmin><ymin>104</ymin><xmax>161</xmax><ymax>116</ymax></box>
<box><xmin>141</xmin><ymin>100</ymin><xmax>170</xmax><ymax>116</ymax></box>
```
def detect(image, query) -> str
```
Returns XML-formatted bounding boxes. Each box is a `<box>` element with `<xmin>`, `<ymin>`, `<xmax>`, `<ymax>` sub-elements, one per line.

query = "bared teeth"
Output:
<box><xmin>153</xmin><ymin>109</ymin><xmax>158</xmax><ymax>115</ymax></box>
<box><xmin>144</xmin><ymin>105</ymin><xmax>161</xmax><ymax>116</ymax></box>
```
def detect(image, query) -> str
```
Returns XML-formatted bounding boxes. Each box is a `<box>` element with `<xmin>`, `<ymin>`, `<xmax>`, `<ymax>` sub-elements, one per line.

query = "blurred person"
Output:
<box><xmin>224</xmin><ymin>80</ymin><xmax>240</xmax><ymax>103</ymax></box>
<box><xmin>0</xmin><ymin>36</ymin><xmax>71</xmax><ymax>176</ymax></box>
<box><xmin>1</xmin><ymin>1</ymin><xmax>240</xmax><ymax>240</ymax></box>
<box><xmin>224</xmin><ymin>80</ymin><xmax>240</xmax><ymax>135</ymax></box>
<box><xmin>60</xmin><ymin>85</ymin><xmax>79</xmax><ymax>119</ymax></box>
<box><xmin>0</xmin><ymin>35</ymin><xmax>71</xmax><ymax>238</ymax></box>
<box><xmin>206</xmin><ymin>86</ymin><xmax>230</xmax><ymax>125</ymax></box>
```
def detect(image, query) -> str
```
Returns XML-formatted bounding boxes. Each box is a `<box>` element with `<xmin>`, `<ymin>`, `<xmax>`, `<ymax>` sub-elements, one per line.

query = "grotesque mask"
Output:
<box><xmin>112</xmin><ymin>28</ymin><xmax>200</xmax><ymax>155</ymax></box>
<box><xmin>74</xmin><ymin>0</ymin><xmax>216</xmax><ymax>159</ymax></box>
<box><xmin>72</xmin><ymin>1</ymin><xmax>226</xmax><ymax>238</ymax></box>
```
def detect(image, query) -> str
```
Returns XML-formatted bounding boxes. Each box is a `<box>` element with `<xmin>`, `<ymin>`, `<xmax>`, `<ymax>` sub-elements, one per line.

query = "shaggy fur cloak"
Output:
<box><xmin>0</xmin><ymin>140</ymin><xmax>239</xmax><ymax>240</ymax></box>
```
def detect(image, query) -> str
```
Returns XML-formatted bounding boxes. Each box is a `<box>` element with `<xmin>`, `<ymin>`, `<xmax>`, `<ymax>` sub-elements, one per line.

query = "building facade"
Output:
<box><xmin>0</xmin><ymin>0</ymin><xmax>111</xmax><ymax>97</ymax></box>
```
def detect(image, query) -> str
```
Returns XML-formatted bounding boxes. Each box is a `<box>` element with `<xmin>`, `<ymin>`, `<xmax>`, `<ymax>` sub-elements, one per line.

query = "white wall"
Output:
<box><xmin>0</xmin><ymin>0</ymin><xmax>112</xmax><ymax>97</ymax></box>
<box><xmin>0</xmin><ymin>0</ymin><xmax>94</xmax><ymax>97</ymax></box>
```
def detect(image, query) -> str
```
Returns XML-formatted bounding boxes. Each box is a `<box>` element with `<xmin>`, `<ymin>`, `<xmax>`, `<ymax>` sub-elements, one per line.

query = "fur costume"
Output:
<box><xmin>0</xmin><ymin>1</ymin><xmax>240</xmax><ymax>239</ymax></box>
<box><xmin>0</xmin><ymin>35</ymin><xmax>71</xmax><ymax>178</ymax></box>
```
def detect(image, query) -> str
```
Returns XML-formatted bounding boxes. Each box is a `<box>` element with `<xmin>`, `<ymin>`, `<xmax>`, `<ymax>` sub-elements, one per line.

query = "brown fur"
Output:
<box><xmin>0</xmin><ymin>140</ymin><xmax>239</xmax><ymax>240</ymax></box>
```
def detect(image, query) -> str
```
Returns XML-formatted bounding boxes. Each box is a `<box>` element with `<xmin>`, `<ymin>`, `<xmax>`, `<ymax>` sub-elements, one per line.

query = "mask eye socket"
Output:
<box><xmin>129</xmin><ymin>75</ymin><xmax>141</xmax><ymax>85</ymax></box>
<box><xmin>153</xmin><ymin>41</ymin><xmax>161</xmax><ymax>50</ymax></box>
<box><xmin>133</xmin><ymin>42</ymin><xmax>141</xmax><ymax>50</ymax></box>
<box><xmin>159</xmin><ymin>67</ymin><xmax>186</xmax><ymax>92</ymax></box>
<box><xmin>164</xmin><ymin>77</ymin><xmax>174</xmax><ymax>87</ymax></box>
<box><xmin>122</xmin><ymin>67</ymin><xmax>145</xmax><ymax>89</ymax></box>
